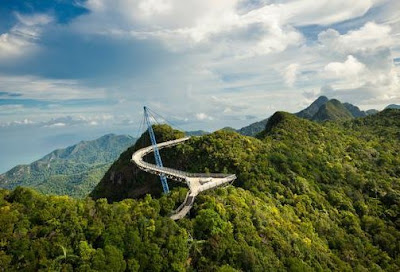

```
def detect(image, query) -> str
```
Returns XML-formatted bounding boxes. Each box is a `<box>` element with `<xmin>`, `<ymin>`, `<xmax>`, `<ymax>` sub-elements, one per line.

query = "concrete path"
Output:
<box><xmin>131</xmin><ymin>137</ymin><xmax>236</xmax><ymax>220</ymax></box>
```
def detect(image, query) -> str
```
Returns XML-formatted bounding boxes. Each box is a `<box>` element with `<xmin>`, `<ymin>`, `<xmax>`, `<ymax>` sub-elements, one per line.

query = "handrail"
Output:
<box><xmin>131</xmin><ymin>136</ymin><xmax>237</xmax><ymax>220</ymax></box>
<box><xmin>132</xmin><ymin>137</ymin><xmax>234</xmax><ymax>180</ymax></box>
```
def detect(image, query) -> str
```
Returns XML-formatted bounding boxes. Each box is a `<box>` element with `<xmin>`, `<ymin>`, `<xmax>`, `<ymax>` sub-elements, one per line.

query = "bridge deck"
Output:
<box><xmin>131</xmin><ymin>137</ymin><xmax>236</xmax><ymax>220</ymax></box>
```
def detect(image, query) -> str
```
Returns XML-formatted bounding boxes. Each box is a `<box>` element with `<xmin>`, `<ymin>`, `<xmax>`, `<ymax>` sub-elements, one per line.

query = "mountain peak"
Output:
<box><xmin>329</xmin><ymin>98</ymin><xmax>341</xmax><ymax>105</ymax></box>
<box><xmin>296</xmin><ymin>96</ymin><xmax>329</xmax><ymax>119</ymax></box>
<box><xmin>258</xmin><ymin>111</ymin><xmax>299</xmax><ymax>137</ymax></box>
<box><xmin>265</xmin><ymin>111</ymin><xmax>292</xmax><ymax>129</ymax></box>
<box><xmin>312</xmin><ymin>99</ymin><xmax>353</xmax><ymax>121</ymax></box>
<box><xmin>315</xmin><ymin>95</ymin><xmax>329</xmax><ymax>103</ymax></box>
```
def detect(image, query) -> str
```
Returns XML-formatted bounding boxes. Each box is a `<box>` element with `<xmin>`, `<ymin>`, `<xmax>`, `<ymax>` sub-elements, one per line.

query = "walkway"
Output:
<box><xmin>131</xmin><ymin>137</ymin><xmax>236</xmax><ymax>220</ymax></box>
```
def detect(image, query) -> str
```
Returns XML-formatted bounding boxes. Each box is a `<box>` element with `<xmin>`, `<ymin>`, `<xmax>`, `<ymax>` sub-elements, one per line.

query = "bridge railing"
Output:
<box><xmin>137</xmin><ymin>160</ymin><xmax>187</xmax><ymax>177</ymax></box>
<box><xmin>185</xmin><ymin>172</ymin><xmax>234</xmax><ymax>178</ymax></box>
<box><xmin>133</xmin><ymin>137</ymin><xmax>236</xmax><ymax>181</ymax></box>
<box><xmin>138</xmin><ymin>159</ymin><xmax>234</xmax><ymax>179</ymax></box>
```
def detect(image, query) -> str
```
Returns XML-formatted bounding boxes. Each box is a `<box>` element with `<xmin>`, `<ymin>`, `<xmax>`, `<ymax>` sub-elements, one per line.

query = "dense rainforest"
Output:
<box><xmin>1</xmin><ymin>109</ymin><xmax>400</xmax><ymax>271</ymax></box>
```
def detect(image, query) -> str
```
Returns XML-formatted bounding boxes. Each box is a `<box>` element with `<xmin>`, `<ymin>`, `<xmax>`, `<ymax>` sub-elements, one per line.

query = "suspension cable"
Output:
<box><xmin>135</xmin><ymin>114</ymin><xmax>147</xmax><ymax>148</ymax></box>
<box><xmin>146</xmin><ymin>107</ymin><xmax>187</xmax><ymax>133</ymax></box>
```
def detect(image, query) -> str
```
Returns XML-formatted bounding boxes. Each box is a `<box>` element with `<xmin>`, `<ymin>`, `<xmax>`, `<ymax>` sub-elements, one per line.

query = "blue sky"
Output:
<box><xmin>0</xmin><ymin>0</ymin><xmax>400</xmax><ymax>172</ymax></box>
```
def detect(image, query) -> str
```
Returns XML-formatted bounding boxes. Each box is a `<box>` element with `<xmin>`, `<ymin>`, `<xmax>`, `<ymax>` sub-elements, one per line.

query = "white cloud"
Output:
<box><xmin>65</xmin><ymin>1</ymin><xmax>399</xmax><ymax>120</ymax></box>
<box><xmin>138</xmin><ymin>0</ymin><xmax>173</xmax><ymax>16</ymax></box>
<box><xmin>196</xmin><ymin>112</ymin><xmax>213</xmax><ymax>121</ymax></box>
<box><xmin>0</xmin><ymin>118</ymin><xmax>35</xmax><ymax>128</ymax></box>
<box><xmin>0</xmin><ymin>114</ymin><xmax>118</xmax><ymax>129</ymax></box>
<box><xmin>15</xmin><ymin>13</ymin><xmax>53</xmax><ymax>26</ymax></box>
<box><xmin>324</xmin><ymin>55</ymin><xmax>366</xmax><ymax>80</ymax></box>
<box><xmin>318</xmin><ymin>22</ymin><xmax>393</xmax><ymax>55</ymax></box>
<box><xmin>283</xmin><ymin>63</ymin><xmax>300</xmax><ymax>87</ymax></box>
<box><xmin>74</xmin><ymin>0</ymin><xmax>390</xmax><ymax>57</ymax></box>
<box><xmin>0</xmin><ymin>74</ymin><xmax>105</xmax><ymax>100</ymax></box>
<box><xmin>316</xmin><ymin>22</ymin><xmax>400</xmax><ymax>105</ymax></box>
<box><xmin>75</xmin><ymin>0</ymin><xmax>305</xmax><ymax>56</ymax></box>
<box><xmin>285</xmin><ymin>0</ymin><xmax>385</xmax><ymax>26</ymax></box>
<box><xmin>45</xmin><ymin>122</ymin><xmax>66</xmax><ymax>128</ymax></box>
<box><xmin>0</xmin><ymin>33</ymin><xmax>31</xmax><ymax>58</ymax></box>
<box><xmin>0</xmin><ymin>13</ymin><xmax>53</xmax><ymax>60</ymax></box>
<box><xmin>1</xmin><ymin>1</ymin><xmax>400</xmax><ymax>132</ymax></box>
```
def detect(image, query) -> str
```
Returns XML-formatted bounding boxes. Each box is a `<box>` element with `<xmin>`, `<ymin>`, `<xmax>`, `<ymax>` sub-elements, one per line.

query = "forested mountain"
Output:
<box><xmin>1</xmin><ymin>110</ymin><xmax>399</xmax><ymax>271</ymax></box>
<box><xmin>311</xmin><ymin>99</ymin><xmax>354</xmax><ymax>121</ymax></box>
<box><xmin>386</xmin><ymin>104</ymin><xmax>400</xmax><ymax>109</ymax></box>
<box><xmin>296</xmin><ymin>95</ymin><xmax>329</xmax><ymax>119</ymax></box>
<box><xmin>90</xmin><ymin>126</ymin><xmax>186</xmax><ymax>201</ymax></box>
<box><xmin>343</xmin><ymin>102</ymin><xmax>368</xmax><ymax>117</ymax></box>
<box><xmin>366</xmin><ymin>109</ymin><xmax>380</xmax><ymax>115</ymax></box>
<box><xmin>238</xmin><ymin>96</ymin><xmax>378</xmax><ymax>136</ymax></box>
<box><xmin>0</xmin><ymin>134</ymin><xmax>136</xmax><ymax>198</ymax></box>
<box><xmin>237</xmin><ymin>118</ymin><xmax>269</xmax><ymax>136</ymax></box>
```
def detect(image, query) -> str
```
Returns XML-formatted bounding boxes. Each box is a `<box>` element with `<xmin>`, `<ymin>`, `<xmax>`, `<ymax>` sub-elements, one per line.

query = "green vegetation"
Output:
<box><xmin>296</xmin><ymin>95</ymin><xmax>329</xmax><ymax>119</ymax></box>
<box><xmin>312</xmin><ymin>99</ymin><xmax>353</xmax><ymax>121</ymax></box>
<box><xmin>90</xmin><ymin>125</ymin><xmax>186</xmax><ymax>201</ymax></box>
<box><xmin>1</xmin><ymin>109</ymin><xmax>400</xmax><ymax>271</ymax></box>
<box><xmin>0</xmin><ymin>134</ymin><xmax>136</xmax><ymax>198</ymax></box>
<box><xmin>238</xmin><ymin>96</ymin><xmax>378</xmax><ymax>136</ymax></box>
<box><xmin>0</xmin><ymin>186</ymin><xmax>189</xmax><ymax>271</ymax></box>
<box><xmin>237</xmin><ymin>118</ymin><xmax>269</xmax><ymax>137</ymax></box>
<box><xmin>385</xmin><ymin>104</ymin><xmax>400</xmax><ymax>110</ymax></box>
<box><xmin>343</xmin><ymin>102</ymin><xmax>368</xmax><ymax>118</ymax></box>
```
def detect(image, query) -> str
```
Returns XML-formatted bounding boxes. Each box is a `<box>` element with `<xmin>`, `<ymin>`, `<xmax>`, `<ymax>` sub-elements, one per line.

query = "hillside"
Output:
<box><xmin>366</xmin><ymin>109</ymin><xmax>380</xmax><ymax>115</ymax></box>
<box><xmin>90</xmin><ymin>125</ymin><xmax>186</xmax><ymax>201</ymax></box>
<box><xmin>84</xmin><ymin>109</ymin><xmax>399</xmax><ymax>271</ymax></box>
<box><xmin>0</xmin><ymin>134</ymin><xmax>136</xmax><ymax>198</ymax></box>
<box><xmin>237</xmin><ymin>96</ymin><xmax>377</xmax><ymax>136</ymax></box>
<box><xmin>386</xmin><ymin>104</ymin><xmax>400</xmax><ymax>109</ymax></box>
<box><xmin>296</xmin><ymin>95</ymin><xmax>329</xmax><ymax>119</ymax></box>
<box><xmin>343</xmin><ymin>102</ymin><xmax>367</xmax><ymax>117</ymax></box>
<box><xmin>312</xmin><ymin>99</ymin><xmax>354</xmax><ymax>121</ymax></box>
<box><xmin>237</xmin><ymin>118</ymin><xmax>269</xmax><ymax>136</ymax></box>
<box><xmin>1</xmin><ymin>110</ymin><xmax>399</xmax><ymax>271</ymax></box>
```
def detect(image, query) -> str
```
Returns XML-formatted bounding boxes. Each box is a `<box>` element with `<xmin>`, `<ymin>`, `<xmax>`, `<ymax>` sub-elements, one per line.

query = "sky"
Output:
<box><xmin>0</xmin><ymin>0</ymin><xmax>400</xmax><ymax>172</ymax></box>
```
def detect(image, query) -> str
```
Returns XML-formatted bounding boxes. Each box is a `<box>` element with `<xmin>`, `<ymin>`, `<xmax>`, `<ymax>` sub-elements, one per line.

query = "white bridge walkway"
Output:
<box><xmin>131</xmin><ymin>137</ymin><xmax>236</xmax><ymax>220</ymax></box>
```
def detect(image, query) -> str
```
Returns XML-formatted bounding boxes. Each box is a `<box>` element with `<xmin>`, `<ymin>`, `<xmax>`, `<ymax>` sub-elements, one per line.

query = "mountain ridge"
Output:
<box><xmin>296</xmin><ymin>95</ymin><xmax>329</xmax><ymax>119</ymax></box>
<box><xmin>86</xmin><ymin>109</ymin><xmax>400</xmax><ymax>271</ymax></box>
<box><xmin>1</xmin><ymin>109</ymin><xmax>400</xmax><ymax>271</ymax></box>
<box><xmin>312</xmin><ymin>99</ymin><xmax>354</xmax><ymax>121</ymax></box>
<box><xmin>386</xmin><ymin>104</ymin><xmax>400</xmax><ymax>109</ymax></box>
<box><xmin>0</xmin><ymin>134</ymin><xmax>136</xmax><ymax>198</ymax></box>
<box><xmin>238</xmin><ymin>96</ymin><xmax>379</xmax><ymax>136</ymax></box>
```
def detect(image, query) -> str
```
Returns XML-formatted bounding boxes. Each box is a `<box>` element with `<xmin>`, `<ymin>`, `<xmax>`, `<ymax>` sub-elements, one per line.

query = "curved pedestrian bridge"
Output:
<box><xmin>131</xmin><ymin>137</ymin><xmax>236</xmax><ymax>220</ymax></box>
